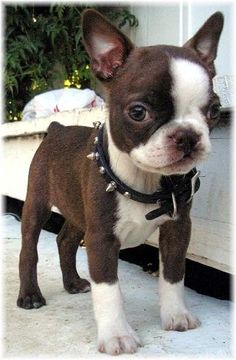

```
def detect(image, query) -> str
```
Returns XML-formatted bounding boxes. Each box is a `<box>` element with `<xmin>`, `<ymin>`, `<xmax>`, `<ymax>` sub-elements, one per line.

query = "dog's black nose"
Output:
<box><xmin>171</xmin><ymin>130</ymin><xmax>200</xmax><ymax>155</ymax></box>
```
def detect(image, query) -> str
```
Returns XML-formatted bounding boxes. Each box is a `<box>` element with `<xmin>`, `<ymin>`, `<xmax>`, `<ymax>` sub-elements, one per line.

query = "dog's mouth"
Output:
<box><xmin>131</xmin><ymin>150</ymin><xmax>206</xmax><ymax>175</ymax></box>
<box><xmin>161</xmin><ymin>153</ymin><xmax>197</xmax><ymax>174</ymax></box>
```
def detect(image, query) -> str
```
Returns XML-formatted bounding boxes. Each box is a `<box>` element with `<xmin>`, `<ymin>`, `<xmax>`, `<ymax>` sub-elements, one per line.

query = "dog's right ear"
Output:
<box><xmin>82</xmin><ymin>9</ymin><xmax>134</xmax><ymax>81</ymax></box>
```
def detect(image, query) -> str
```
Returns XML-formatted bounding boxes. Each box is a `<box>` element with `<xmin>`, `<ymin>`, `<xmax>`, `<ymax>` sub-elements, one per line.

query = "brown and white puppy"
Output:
<box><xmin>17</xmin><ymin>10</ymin><xmax>223</xmax><ymax>355</ymax></box>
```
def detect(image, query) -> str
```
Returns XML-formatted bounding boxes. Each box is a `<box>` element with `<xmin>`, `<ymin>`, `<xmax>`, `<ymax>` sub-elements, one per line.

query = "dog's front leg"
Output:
<box><xmin>86</xmin><ymin>231</ymin><xmax>141</xmax><ymax>355</ymax></box>
<box><xmin>159</xmin><ymin>206</ymin><xmax>200</xmax><ymax>331</ymax></box>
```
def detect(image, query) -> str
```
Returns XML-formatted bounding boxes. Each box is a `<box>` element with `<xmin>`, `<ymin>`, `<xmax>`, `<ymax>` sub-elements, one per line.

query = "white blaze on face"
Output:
<box><xmin>130</xmin><ymin>58</ymin><xmax>212</xmax><ymax>175</ymax></box>
<box><xmin>170</xmin><ymin>58</ymin><xmax>210</xmax><ymax>116</ymax></box>
<box><xmin>170</xmin><ymin>58</ymin><xmax>212</xmax><ymax>159</ymax></box>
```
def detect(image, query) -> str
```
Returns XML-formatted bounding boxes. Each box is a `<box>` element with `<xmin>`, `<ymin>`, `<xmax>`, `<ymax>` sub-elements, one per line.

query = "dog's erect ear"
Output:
<box><xmin>184</xmin><ymin>12</ymin><xmax>224</xmax><ymax>77</ymax></box>
<box><xmin>82</xmin><ymin>9</ymin><xmax>134</xmax><ymax>81</ymax></box>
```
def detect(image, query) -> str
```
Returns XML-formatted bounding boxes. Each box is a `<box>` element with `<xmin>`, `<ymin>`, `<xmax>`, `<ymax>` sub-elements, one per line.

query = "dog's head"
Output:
<box><xmin>82</xmin><ymin>10</ymin><xmax>223</xmax><ymax>175</ymax></box>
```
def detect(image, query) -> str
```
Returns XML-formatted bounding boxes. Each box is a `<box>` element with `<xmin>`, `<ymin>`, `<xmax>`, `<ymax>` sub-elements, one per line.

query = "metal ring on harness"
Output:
<box><xmin>187</xmin><ymin>170</ymin><xmax>201</xmax><ymax>203</ymax></box>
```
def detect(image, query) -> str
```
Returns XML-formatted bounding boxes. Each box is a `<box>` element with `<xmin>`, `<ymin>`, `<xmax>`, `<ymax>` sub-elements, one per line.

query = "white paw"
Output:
<box><xmin>92</xmin><ymin>281</ymin><xmax>142</xmax><ymax>354</ymax></box>
<box><xmin>98</xmin><ymin>334</ymin><xmax>141</xmax><ymax>355</ymax></box>
<box><xmin>161</xmin><ymin>307</ymin><xmax>201</xmax><ymax>331</ymax></box>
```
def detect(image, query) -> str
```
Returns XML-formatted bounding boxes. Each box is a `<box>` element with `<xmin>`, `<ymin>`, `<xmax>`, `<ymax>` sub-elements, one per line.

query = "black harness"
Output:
<box><xmin>89</xmin><ymin>123</ymin><xmax>201</xmax><ymax>220</ymax></box>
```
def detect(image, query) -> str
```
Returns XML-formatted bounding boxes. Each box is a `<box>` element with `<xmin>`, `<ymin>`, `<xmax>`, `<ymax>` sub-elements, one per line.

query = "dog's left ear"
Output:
<box><xmin>184</xmin><ymin>12</ymin><xmax>224</xmax><ymax>77</ymax></box>
<box><xmin>82</xmin><ymin>9</ymin><xmax>134</xmax><ymax>82</ymax></box>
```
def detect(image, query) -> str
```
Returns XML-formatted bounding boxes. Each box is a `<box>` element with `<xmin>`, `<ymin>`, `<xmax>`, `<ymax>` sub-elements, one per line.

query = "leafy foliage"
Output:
<box><xmin>5</xmin><ymin>5</ymin><xmax>138</xmax><ymax>122</ymax></box>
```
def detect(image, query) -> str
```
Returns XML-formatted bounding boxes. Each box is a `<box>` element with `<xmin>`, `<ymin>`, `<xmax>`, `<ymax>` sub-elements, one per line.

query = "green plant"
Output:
<box><xmin>5</xmin><ymin>5</ymin><xmax>138</xmax><ymax>122</ymax></box>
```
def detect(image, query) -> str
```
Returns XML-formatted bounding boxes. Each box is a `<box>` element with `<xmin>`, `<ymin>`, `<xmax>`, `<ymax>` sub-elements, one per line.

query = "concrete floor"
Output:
<box><xmin>3</xmin><ymin>215</ymin><xmax>232</xmax><ymax>358</ymax></box>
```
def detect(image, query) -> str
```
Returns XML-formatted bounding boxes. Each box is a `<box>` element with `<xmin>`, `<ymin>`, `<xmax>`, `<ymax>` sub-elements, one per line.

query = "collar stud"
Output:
<box><xmin>99</xmin><ymin>166</ymin><xmax>106</xmax><ymax>174</ymax></box>
<box><xmin>124</xmin><ymin>191</ymin><xmax>131</xmax><ymax>198</ymax></box>
<box><xmin>87</xmin><ymin>152</ymin><xmax>99</xmax><ymax>161</ymax></box>
<box><xmin>106</xmin><ymin>181</ymin><xmax>117</xmax><ymax>192</ymax></box>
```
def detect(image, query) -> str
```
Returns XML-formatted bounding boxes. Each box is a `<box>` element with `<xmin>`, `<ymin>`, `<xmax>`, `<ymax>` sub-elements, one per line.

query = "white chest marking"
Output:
<box><xmin>106</xmin><ymin>120</ymin><xmax>170</xmax><ymax>249</ymax></box>
<box><xmin>115</xmin><ymin>195</ymin><xmax>169</xmax><ymax>249</ymax></box>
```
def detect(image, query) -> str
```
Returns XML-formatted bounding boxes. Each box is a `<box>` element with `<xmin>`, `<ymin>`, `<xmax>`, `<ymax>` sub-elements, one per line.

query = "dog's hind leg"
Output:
<box><xmin>56</xmin><ymin>221</ymin><xmax>90</xmax><ymax>294</ymax></box>
<box><xmin>17</xmin><ymin>198</ymin><xmax>51</xmax><ymax>309</ymax></box>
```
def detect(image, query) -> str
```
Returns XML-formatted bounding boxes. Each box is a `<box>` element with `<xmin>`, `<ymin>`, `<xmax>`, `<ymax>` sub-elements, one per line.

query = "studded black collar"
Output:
<box><xmin>87</xmin><ymin>122</ymin><xmax>201</xmax><ymax>220</ymax></box>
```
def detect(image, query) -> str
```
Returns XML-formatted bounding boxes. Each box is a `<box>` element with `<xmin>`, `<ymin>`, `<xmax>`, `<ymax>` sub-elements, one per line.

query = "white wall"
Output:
<box><xmin>130</xmin><ymin>3</ymin><xmax>232</xmax><ymax>77</ymax></box>
<box><xmin>130</xmin><ymin>5</ymin><xmax>180</xmax><ymax>46</ymax></box>
<box><xmin>185</xmin><ymin>3</ymin><xmax>233</xmax><ymax>77</ymax></box>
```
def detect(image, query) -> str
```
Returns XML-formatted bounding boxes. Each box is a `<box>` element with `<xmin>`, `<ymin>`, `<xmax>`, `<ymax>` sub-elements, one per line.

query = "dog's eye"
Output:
<box><xmin>207</xmin><ymin>103</ymin><xmax>221</xmax><ymax>119</ymax></box>
<box><xmin>128</xmin><ymin>105</ymin><xmax>147</xmax><ymax>121</ymax></box>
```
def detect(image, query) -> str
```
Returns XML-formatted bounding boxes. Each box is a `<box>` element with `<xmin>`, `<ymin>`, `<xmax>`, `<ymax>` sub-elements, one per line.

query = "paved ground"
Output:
<box><xmin>2</xmin><ymin>215</ymin><xmax>232</xmax><ymax>358</ymax></box>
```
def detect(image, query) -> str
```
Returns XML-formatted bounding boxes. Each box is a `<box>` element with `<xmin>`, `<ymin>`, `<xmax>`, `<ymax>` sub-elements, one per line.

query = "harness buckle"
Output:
<box><xmin>171</xmin><ymin>192</ymin><xmax>178</xmax><ymax>219</ymax></box>
<box><xmin>187</xmin><ymin>170</ymin><xmax>201</xmax><ymax>203</ymax></box>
